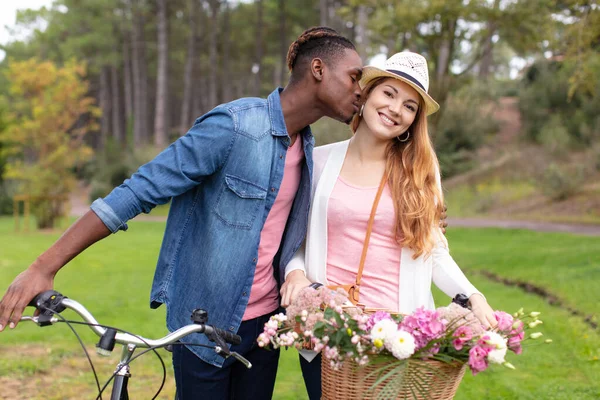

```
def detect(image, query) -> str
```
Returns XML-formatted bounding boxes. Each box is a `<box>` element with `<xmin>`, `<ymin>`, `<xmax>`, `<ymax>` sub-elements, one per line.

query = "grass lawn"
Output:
<box><xmin>0</xmin><ymin>217</ymin><xmax>598</xmax><ymax>399</ymax></box>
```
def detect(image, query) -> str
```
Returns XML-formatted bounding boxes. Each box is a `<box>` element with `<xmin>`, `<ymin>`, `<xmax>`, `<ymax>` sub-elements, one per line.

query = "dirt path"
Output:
<box><xmin>447</xmin><ymin>217</ymin><xmax>600</xmax><ymax>236</ymax></box>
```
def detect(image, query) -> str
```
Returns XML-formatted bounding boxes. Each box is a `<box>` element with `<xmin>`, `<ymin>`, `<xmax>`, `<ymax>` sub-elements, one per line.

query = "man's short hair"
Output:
<box><xmin>286</xmin><ymin>27</ymin><xmax>356</xmax><ymax>80</ymax></box>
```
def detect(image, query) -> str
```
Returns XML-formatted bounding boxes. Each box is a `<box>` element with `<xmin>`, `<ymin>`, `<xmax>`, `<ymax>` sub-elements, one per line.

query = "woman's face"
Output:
<box><xmin>361</xmin><ymin>78</ymin><xmax>421</xmax><ymax>141</ymax></box>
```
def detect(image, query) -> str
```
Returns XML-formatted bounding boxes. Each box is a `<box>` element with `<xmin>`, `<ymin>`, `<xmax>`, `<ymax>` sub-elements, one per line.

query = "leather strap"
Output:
<box><xmin>329</xmin><ymin>174</ymin><xmax>387</xmax><ymax>304</ymax></box>
<box><xmin>354</xmin><ymin>174</ymin><xmax>388</xmax><ymax>292</ymax></box>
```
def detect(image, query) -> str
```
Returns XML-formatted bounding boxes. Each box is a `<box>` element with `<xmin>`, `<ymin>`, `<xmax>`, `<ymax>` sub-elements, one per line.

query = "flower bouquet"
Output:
<box><xmin>259</xmin><ymin>287</ymin><xmax>547</xmax><ymax>400</ymax></box>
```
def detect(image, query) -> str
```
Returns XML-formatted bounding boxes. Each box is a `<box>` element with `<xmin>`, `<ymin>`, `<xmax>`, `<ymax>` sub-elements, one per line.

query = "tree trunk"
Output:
<box><xmin>132</xmin><ymin>0</ymin><xmax>149</xmax><ymax>148</ymax></box>
<box><xmin>354</xmin><ymin>5</ymin><xmax>368</xmax><ymax>60</ymax></box>
<box><xmin>431</xmin><ymin>17</ymin><xmax>457</xmax><ymax>131</ymax></box>
<box><xmin>99</xmin><ymin>66</ymin><xmax>111</xmax><ymax>150</ymax></box>
<box><xmin>154</xmin><ymin>0</ymin><xmax>169</xmax><ymax>148</ymax></box>
<box><xmin>221</xmin><ymin>1</ymin><xmax>231</xmax><ymax>102</ymax></box>
<box><xmin>180</xmin><ymin>0</ymin><xmax>198</xmax><ymax>134</ymax></box>
<box><xmin>278</xmin><ymin>0</ymin><xmax>287</xmax><ymax>86</ymax></box>
<box><xmin>123</xmin><ymin>36</ymin><xmax>134</xmax><ymax>144</ymax></box>
<box><xmin>479</xmin><ymin>0</ymin><xmax>500</xmax><ymax>80</ymax></box>
<box><xmin>253</xmin><ymin>0</ymin><xmax>263</xmax><ymax>96</ymax></box>
<box><xmin>320</xmin><ymin>0</ymin><xmax>328</xmax><ymax>26</ymax></box>
<box><xmin>110</xmin><ymin>64</ymin><xmax>124</xmax><ymax>146</ymax></box>
<box><xmin>207</xmin><ymin>0</ymin><xmax>220</xmax><ymax>109</ymax></box>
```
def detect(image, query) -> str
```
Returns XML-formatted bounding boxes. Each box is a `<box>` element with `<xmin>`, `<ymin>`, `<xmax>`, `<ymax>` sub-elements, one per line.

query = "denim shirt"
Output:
<box><xmin>90</xmin><ymin>88</ymin><xmax>314</xmax><ymax>367</ymax></box>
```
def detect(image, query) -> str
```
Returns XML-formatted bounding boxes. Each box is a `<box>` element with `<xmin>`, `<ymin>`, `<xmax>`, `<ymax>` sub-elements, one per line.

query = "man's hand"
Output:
<box><xmin>0</xmin><ymin>210</ymin><xmax>110</xmax><ymax>332</ymax></box>
<box><xmin>440</xmin><ymin>204</ymin><xmax>448</xmax><ymax>234</ymax></box>
<box><xmin>280</xmin><ymin>270</ymin><xmax>312</xmax><ymax>307</ymax></box>
<box><xmin>0</xmin><ymin>264</ymin><xmax>55</xmax><ymax>331</ymax></box>
<box><xmin>469</xmin><ymin>293</ymin><xmax>498</xmax><ymax>330</ymax></box>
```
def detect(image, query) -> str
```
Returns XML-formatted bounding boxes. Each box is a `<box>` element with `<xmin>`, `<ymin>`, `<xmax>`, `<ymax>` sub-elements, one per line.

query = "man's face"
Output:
<box><xmin>320</xmin><ymin>49</ymin><xmax>363</xmax><ymax>124</ymax></box>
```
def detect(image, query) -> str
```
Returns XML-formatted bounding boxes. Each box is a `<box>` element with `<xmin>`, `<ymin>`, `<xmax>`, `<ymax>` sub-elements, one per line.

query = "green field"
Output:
<box><xmin>0</xmin><ymin>217</ymin><xmax>599</xmax><ymax>399</ymax></box>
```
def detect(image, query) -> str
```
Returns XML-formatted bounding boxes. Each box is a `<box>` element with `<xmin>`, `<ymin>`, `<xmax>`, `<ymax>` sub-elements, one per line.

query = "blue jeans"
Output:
<box><xmin>172</xmin><ymin>312</ymin><xmax>280</xmax><ymax>400</ymax></box>
<box><xmin>300</xmin><ymin>353</ymin><xmax>322</xmax><ymax>400</ymax></box>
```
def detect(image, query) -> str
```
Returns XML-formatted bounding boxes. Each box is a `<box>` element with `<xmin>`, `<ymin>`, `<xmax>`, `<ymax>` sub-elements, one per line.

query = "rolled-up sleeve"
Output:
<box><xmin>91</xmin><ymin>107</ymin><xmax>236</xmax><ymax>233</ymax></box>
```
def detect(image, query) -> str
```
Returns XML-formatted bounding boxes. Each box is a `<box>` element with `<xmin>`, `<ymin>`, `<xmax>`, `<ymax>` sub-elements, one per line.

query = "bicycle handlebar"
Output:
<box><xmin>24</xmin><ymin>290</ymin><xmax>243</xmax><ymax>348</ymax></box>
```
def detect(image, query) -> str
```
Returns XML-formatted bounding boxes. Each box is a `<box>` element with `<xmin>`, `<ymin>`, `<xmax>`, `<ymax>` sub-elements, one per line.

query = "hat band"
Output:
<box><xmin>387</xmin><ymin>69</ymin><xmax>426</xmax><ymax>92</ymax></box>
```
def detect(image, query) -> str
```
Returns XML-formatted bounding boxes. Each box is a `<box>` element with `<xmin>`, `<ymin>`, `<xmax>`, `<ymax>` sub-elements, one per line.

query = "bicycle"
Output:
<box><xmin>19</xmin><ymin>290</ymin><xmax>252</xmax><ymax>400</ymax></box>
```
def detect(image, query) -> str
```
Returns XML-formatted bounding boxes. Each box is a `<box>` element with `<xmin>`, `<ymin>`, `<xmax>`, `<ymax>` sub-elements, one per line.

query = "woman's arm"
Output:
<box><xmin>431</xmin><ymin>236</ymin><xmax>497</xmax><ymax>329</ymax></box>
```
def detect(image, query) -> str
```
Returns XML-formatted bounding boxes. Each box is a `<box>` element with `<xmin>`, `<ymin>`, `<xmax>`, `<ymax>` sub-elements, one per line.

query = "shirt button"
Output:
<box><xmin>279</xmin><ymin>155</ymin><xmax>283</xmax><ymax>159</ymax></box>
<box><xmin>271</xmin><ymin>188</ymin><xmax>275</xmax><ymax>192</ymax></box>
<box><xmin>243</xmin><ymin>292</ymin><xmax>247</xmax><ymax>296</ymax></box>
<box><xmin>229</xmin><ymin>327</ymin><xmax>234</xmax><ymax>331</ymax></box>
<box><xmin>253</xmin><ymin>258</ymin><xmax>257</xmax><ymax>262</ymax></box>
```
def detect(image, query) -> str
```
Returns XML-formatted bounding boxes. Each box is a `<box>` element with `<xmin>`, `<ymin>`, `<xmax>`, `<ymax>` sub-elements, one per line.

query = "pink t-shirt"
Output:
<box><xmin>243</xmin><ymin>136</ymin><xmax>304</xmax><ymax>320</ymax></box>
<box><xmin>326</xmin><ymin>176</ymin><xmax>401</xmax><ymax>313</ymax></box>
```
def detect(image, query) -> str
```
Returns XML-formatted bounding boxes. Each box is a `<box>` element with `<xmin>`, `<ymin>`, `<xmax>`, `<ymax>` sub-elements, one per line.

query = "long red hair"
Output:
<box><xmin>351</xmin><ymin>77</ymin><xmax>444</xmax><ymax>258</ymax></box>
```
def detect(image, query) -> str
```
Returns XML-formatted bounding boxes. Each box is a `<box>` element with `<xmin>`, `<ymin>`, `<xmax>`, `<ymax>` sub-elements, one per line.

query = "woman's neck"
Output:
<box><xmin>348</xmin><ymin>126</ymin><xmax>388</xmax><ymax>165</ymax></box>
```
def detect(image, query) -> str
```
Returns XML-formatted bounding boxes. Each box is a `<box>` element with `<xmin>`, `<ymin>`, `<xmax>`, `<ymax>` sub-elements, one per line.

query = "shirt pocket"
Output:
<box><xmin>214</xmin><ymin>174</ymin><xmax>268</xmax><ymax>229</ymax></box>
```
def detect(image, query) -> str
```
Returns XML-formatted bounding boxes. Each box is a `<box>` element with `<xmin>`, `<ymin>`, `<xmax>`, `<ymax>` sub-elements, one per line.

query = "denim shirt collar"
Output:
<box><xmin>268</xmin><ymin>87</ymin><xmax>314</xmax><ymax>141</ymax></box>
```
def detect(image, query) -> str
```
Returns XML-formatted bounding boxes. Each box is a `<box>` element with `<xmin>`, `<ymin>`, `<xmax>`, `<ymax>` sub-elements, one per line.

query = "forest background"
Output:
<box><xmin>0</xmin><ymin>0</ymin><xmax>599</xmax><ymax>228</ymax></box>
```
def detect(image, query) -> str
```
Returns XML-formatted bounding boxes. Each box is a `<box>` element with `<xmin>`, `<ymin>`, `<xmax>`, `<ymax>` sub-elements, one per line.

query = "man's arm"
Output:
<box><xmin>0</xmin><ymin>211</ymin><xmax>109</xmax><ymax>331</ymax></box>
<box><xmin>0</xmin><ymin>107</ymin><xmax>237</xmax><ymax>331</ymax></box>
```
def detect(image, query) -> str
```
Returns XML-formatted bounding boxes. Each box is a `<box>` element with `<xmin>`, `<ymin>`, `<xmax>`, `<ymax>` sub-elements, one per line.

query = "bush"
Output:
<box><xmin>0</xmin><ymin>182</ymin><xmax>15</xmax><ymax>215</ymax></box>
<box><xmin>519</xmin><ymin>57</ymin><xmax>600</xmax><ymax>147</ymax></box>
<box><xmin>539</xmin><ymin>163</ymin><xmax>584</xmax><ymax>201</ymax></box>
<box><xmin>538</xmin><ymin>116</ymin><xmax>571</xmax><ymax>157</ymax></box>
<box><xmin>434</xmin><ymin>82</ymin><xmax>499</xmax><ymax>178</ymax></box>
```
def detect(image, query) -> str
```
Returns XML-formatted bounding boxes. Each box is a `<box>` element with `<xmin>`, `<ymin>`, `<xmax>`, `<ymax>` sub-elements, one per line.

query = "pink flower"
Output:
<box><xmin>468</xmin><ymin>345</ymin><xmax>490</xmax><ymax>375</ymax></box>
<box><xmin>493</xmin><ymin>311</ymin><xmax>514</xmax><ymax>332</ymax></box>
<box><xmin>365</xmin><ymin>311</ymin><xmax>394</xmax><ymax>331</ymax></box>
<box><xmin>508</xmin><ymin>320</ymin><xmax>525</xmax><ymax>354</ymax></box>
<box><xmin>452</xmin><ymin>326</ymin><xmax>473</xmax><ymax>351</ymax></box>
<box><xmin>399</xmin><ymin>307</ymin><xmax>446</xmax><ymax>351</ymax></box>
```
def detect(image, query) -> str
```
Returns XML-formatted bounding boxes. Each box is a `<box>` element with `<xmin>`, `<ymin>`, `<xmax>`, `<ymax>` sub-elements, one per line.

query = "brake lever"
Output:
<box><xmin>206</xmin><ymin>330</ymin><xmax>252</xmax><ymax>369</ymax></box>
<box><xmin>229</xmin><ymin>351</ymin><xmax>252</xmax><ymax>369</ymax></box>
<box><xmin>28</xmin><ymin>290</ymin><xmax>67</xmax><ymax>326</ymax></box>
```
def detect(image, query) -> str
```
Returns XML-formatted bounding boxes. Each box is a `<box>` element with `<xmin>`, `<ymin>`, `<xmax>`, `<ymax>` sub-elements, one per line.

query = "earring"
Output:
<box><xmin>359</xmin><ymin>104</ymin><xmax>365</xmax><ymax>117</ymax></box>
<box><xmin>397</xmin><ymin>131</ymin><xmax>410</xmax><ymax>142</ymax></box>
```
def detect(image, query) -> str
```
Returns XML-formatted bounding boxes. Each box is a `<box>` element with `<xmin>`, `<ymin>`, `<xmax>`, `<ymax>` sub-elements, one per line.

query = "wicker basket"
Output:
<box><xmin>321</xmin><ymin>356</ymin><xmax>467</xmax><ymax>400</ymax></box>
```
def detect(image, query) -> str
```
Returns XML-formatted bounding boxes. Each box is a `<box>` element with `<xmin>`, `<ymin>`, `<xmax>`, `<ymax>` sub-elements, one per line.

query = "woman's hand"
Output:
<box><xmin>280</xmin><ymin>270</ymin><xmax>312</xmax><ymax>307</ymax></box>
<box><xmin>440</xmin><ymin>204</ymin><xmax>448</xmax><ymax>234</ymax></box>
<box><xmin>468</xmin><ymin>293</ymin><xmax>497</xmax><ymax>330</ymax></box>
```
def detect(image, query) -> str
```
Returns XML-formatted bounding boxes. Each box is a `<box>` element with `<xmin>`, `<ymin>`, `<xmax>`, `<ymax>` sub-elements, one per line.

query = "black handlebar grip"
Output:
<box><xmin>212</xmin><ymin>327</ymin><xmax>242</xmax><ymax>345</ymax></box>
<box><xmin>28</xmin><ymin>290</ymin><xmax>67</xmax><ymax>314</ymax></box>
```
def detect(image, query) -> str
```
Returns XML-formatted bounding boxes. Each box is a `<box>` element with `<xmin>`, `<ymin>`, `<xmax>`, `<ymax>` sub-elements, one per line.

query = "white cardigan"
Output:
<box><xmin>285</xmin><ymin>140</ymin><xmax>482</xmax><ymax>314</ymax></box>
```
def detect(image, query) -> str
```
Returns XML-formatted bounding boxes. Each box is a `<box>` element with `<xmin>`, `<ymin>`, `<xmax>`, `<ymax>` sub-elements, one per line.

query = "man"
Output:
<box><xmin>0</xmin><ymin>27</ymin><xmax>362</xmax><ymax>399</ymax></box>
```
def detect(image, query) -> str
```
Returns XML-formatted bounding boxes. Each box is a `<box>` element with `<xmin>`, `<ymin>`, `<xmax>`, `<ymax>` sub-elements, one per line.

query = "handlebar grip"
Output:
<box><xmin>28</xmin><ymin>290</ymin><xmax>67</xmax><ymax>314</ymax></box>
<box><xmin>212</xmin><ymin>327</ymin><xmax>242</xmax><ymax>345</ymax></box>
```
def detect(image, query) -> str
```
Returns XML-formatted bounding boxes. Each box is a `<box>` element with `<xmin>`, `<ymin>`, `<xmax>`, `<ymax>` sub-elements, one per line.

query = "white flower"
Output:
<box><xmin>530</xmin><ymin>332</ymin><xmax>543</xmax><ymax>339</ymax></box>
<box><xmin>482</xmin><ymin>331</ymin><xmax>508</xmax><ymax>364</ymax></box>
<box><xmin>488</xmin><ymin>347</ymin><xmax>508</xmax><ymax>364</ymax></box>
<box><xmin>370</xmin><ymin>319</ymin><xmax>398</xmax><ymax>342</ymax></box>
<box><xmin>385</xmin><ymin>330</ymin><xmax>416</xmax><ymax>360</ymax></box>
<box><xmin>483</xmin><ymin>331</ymin><xmax>507</xmax><ymax>350</ymax></box>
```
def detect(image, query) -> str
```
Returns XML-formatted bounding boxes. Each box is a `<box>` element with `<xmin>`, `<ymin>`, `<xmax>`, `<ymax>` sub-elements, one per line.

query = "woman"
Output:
<box><xmin>280</xmin><ymin>52</ymin><xmax>496</xmax><ymax>399</ymax></box>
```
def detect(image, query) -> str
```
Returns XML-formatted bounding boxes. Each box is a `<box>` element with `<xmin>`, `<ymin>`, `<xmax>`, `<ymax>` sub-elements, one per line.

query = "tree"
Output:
<box><xmin>345</xmin><ymin>0</ymin><xmax>557</xmax><ymax>128</ymax></box>
<box><xmin>0</xmin><ymin>59</ymin><xmax>98</xmax><ymax>229</ymax></box>
<box><xmin>154</xmin><ymin>0</ymin><xmax>169</xmax><ymax>148</ymax></box>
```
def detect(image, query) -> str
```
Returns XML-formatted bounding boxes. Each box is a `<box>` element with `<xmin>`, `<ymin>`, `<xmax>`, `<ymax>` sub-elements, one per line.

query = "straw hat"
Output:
<box><xmin>360</xmin><ymin>52</ymin><xmax>440</xmax><ymax>116</ymax></box>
